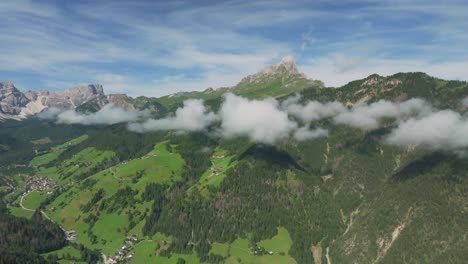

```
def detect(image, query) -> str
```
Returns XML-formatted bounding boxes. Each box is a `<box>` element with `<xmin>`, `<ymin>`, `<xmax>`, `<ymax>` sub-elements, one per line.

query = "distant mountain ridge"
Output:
<box><xmin>0</xmin><ymin>56</ymin><xmax>320</xmax><ymax>120</ymax></box>
<box><xmin>3</xmin><ymin>56</ymin><xmax>467</xmax><ymax>121</ymax></box>
<box><xmin>0</xmin><ymin>82</ymin><xmax>106</xmax><ymax>120</ymax></box>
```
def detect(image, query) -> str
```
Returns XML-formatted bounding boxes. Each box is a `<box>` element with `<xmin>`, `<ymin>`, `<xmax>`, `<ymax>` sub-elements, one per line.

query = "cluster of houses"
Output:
<box><xmin>62</xmin><ymin>229</ymin><xmax>77</xmax><ymax>241</ymax></box>
<box><xmin>26</xmin><ymin>176</ymin><xmax>63</xmax><ymax>191</ymax></box>
<box><xmin>251</xmin><ymin>245</ymin><xmax>274</xmax><ymax>256</ymax></box>
<box><xmin>211</xmin><ymin>167</ymin><xmax>223</xmax><ymax>176</ymax></box>
<box><xmin>107</xmin><ymin>235</ymin><xmax>139</xmax><ymax>263</ymax></box>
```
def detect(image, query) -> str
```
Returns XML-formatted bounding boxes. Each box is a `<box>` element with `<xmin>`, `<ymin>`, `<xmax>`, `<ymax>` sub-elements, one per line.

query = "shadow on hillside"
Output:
<box><xmin>393</xmin><ymin>151</ymin><xmax>468</xmax><ymax>183</ymax></box>
<box><xmin>392</xmin><ymin>152</ymin><xmax>448</xmax><ymax>182</ymax></box>
<box><xmin>238</xmin><ymin>144</ymin><xmax>303</xmax><ymax>170</ymax></box>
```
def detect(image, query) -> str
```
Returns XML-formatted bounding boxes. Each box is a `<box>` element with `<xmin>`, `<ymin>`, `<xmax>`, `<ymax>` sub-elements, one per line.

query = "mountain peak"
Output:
<box><xmin>239</xmin><ymin>56</ymin><xmax>305</xmax><ymax>85</ymax></box>
<box><xmin>0</xmin><ymin>81</ymin><xmax>17</xmax><ymax>91</ymax></box>
<box><xmin>0</xmin><ymin>82</ymin><xmax>107</xmax><ymax>119</ymax></box>
<box><xmin>0</xmin><ymin>81</ymin><xmax>30</xmax><ymax>115</ymax></box>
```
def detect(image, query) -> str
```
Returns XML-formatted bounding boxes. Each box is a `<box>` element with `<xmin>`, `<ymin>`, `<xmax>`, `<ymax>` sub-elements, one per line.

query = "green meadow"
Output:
<box><xmin>8</xmin><ymin>206</ymin><xmax>34</xmax><ymax>218</ymax></box>
<box><xmin>193</xmin><ymin>148</ymin><xmax>238</xmax><ymax>195</ymax></box>
<box><xmin>30</xmin><ymin>135</ymin><xmax>88</xmax><ymax>167</ymax></box>
<box><xmin>131</xmin><ymin>233</ymin><xmax>204</xmax><ymax>264</ymax></box>
<box><xmin>22</xmin><ymin>191</ymin><xmax>48</xmax><ymax>210</ymax></box>
<box><xmin>46</xmin><ymin>142</ymin><xmax>185</xmax><ymax>255</ymax></box>
<box><xmin>213</xmin><ymin>227</ymin><xmax>297</xmax><ymax>264</ymax></box>
<box><xmin>35</xmin><ymin>146</ymin><xmax>116</xmax><ymax>183</ymax></box>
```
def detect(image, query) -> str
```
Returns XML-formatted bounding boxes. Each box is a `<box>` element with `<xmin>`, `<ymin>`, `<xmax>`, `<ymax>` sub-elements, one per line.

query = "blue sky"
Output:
<box><xmin>0</xmin><ymin>0</ymin><xmax>467</xmax><ymax>97</ymax></box>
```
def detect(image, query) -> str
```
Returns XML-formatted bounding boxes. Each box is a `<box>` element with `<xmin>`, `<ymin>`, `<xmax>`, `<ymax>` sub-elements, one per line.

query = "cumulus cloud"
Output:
<box><xmin>128</xmin><ymin>99</ymin><xmax>217</xmax><ymax>133</ymax></box>
<box><xmin>293</xmin><ymin>127</ymin><xmax>328</xmax><ymax>141</ymax></box>
<box><xmin>385</xmin><ymin>110</ymin><xmax>468</xmax><ymax>151</ymax></box>
<box><xmin>333</xmin><ymin>98</ymin><xmax>432</xmax><ymax>130</ymax></box>
<box><xmin>39</xmin><ymin>104</ymin><xmax>149</xmax><ymax>125</ymax></box>
<box><xmin>220</xmin><ymin>94</ymin><xmax>297</xmax><ymax>144</ymax></box>
<box><xmin>282</xmin><ymin>94</ymin><xmax>346</xmax><ymax>123</ymax></box>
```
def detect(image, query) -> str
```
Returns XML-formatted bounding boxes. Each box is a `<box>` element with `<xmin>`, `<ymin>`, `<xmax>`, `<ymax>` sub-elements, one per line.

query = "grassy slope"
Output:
<box><xmin>46</xmin><ymin>142</ymin><xmax>185</xmax><ymax>255</ymax></box>
<box><xmin>30</xmin><ymin>135</ymin><xmax>88</xmax><ymax>167</ymax></box>
<box><xmin>21</xmin><ymin>191</ymin><xmax>48</xmax><ymax>209</ymax></box>
<box><xmin>132</xmin><ymin>233</ymin><xmax>204</xmax><ymax>264</ymax></box>
<box><xmin>8</xmin><ymin>206</ymin><xmax>34</xmax><ymax>218</ymax></box>
<box><xmin>193</xmin><ymin>148</ymin><xmax>238</xmax><ymax>195</ymax></box>
<box><xmin>211</xmin><ymin>227</ymin><xmax>296</xmax><ymax>264</ymax></box>
<box><xmin>36</xmin><ymin>146</ymin><xmax>115</xmax><ymax>183</ymax></box>
<box><xmin>42</xmin><ymin>246</ymin><xmax>87</xmax><ymax>263</ymax></box>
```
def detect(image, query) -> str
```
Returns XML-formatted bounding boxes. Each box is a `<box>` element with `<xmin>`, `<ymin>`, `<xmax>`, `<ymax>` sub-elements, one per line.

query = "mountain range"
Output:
<box><xmin>0</xmin><ymin>57</ymin><xmax>321</xmax><ymax>120</ymax></box>
<box><xmin>1</xmin><ymin>57</ymin><xmax>468</xmax><ymax>264</ymax></box>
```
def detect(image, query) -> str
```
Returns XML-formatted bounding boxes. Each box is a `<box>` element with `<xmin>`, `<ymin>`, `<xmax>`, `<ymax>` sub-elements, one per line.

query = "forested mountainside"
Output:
<box><xmin>2</xmin><ymin>66</ymin><xmax>468</xmax><ymax>264</ymax></box>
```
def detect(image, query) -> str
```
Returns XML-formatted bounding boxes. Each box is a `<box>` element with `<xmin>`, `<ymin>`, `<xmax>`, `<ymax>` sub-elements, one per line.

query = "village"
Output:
<box><xmin>106</xmin><ymin>235</ymin><xmax>139</xmax><ymax>264</ymax></box>
<box><xmin>21</xmin><ymin>176</ymin><xmax>78</xmax><ymax>242</ymax></box>
<box><xmin>25</xmin><ymin>176</ymin><xmax>65</xmax><ymax>192</ymax></box>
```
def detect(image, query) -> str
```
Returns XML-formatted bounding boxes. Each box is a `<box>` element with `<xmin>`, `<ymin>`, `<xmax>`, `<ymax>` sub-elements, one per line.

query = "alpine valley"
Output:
<box><xmin>2</xmin><ymin>57</ymin><xmax>468</xmax><ymax>264</ymax></box>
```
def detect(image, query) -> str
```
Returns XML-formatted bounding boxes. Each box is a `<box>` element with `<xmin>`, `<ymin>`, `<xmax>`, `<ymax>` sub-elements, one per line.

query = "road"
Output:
<box><xmin>19</xmin><ymin>191</ymin><xmax>52</xmax><ymax>221</ymax></box>
<box><xmin>19</xmin><ymin>192</ymin><xmax>34</xmax><ymax>211</ymax></box>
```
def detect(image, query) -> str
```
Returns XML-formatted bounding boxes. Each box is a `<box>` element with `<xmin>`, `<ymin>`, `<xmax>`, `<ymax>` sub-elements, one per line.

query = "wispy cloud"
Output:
<box><xmin>128</xmin><ymin>99</ymin><xmax>217</xmax><ymax>133</ymax></box>
<box><xmin>39</xmin><ymin>104</ymin><xmax>149</xmax><ymax>125</ymax></box>
<box><xmin>1</xmin><ymin>0</ymin><xmax>467</xmax><ymax>95</ymax></box>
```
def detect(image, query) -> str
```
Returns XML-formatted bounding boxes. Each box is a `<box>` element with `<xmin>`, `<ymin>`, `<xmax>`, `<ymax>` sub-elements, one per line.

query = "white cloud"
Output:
<box><xmin>282</xmin><ymin>94</ymin><xmax>346</xmax><ymax>123</ymax></box>
<box><xmin>128</xmin><ymin>99</ymin><xmax>217</xmax><ymax>133</ymax></box>
<box><xmin>39</xmin><ymin>104</ymin><xmax>149</xmax><ymax>125</ymax></box>
<box><xmin>333</xmin><ymin>98</ymin><xmax>432</xmax><ymax>130</ymax></box>
<box><xmin>385</xmin><ymin>110</ymin><xmax>468</xmax><ymax>151</ymax></box>
<box><xmin>220</xmin><ymin>94</ymin><xmax>297</xmax><ymax>144</ymax></box>
<box><xmin>37</xmin><ymin>107</ymin><xmax>63</xmax><ymax>120</ymax></box>
<box><xmin>293</xmin><ymin>127</ymin><xmax>328</xmax><ymax>141</ymax></box>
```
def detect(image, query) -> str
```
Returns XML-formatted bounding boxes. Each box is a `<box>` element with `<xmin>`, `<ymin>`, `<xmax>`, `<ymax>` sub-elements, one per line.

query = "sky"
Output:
<box><xmin>1</xmin><ymin>0</ymin><xmax>467</xmax><ymax>97</ymax></box>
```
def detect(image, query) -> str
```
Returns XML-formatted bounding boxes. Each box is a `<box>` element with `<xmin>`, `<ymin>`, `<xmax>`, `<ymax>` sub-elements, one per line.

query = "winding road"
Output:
<box><xmin>19</xmin><ymin>191</ymin><xmax>52</xmax><ymax>221</ymax></box>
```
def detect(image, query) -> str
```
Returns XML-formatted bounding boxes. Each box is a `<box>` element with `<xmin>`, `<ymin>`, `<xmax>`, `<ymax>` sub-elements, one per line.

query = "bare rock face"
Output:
<box><xmin>47</xmin><ymin>84</ymin><xmax>104</xmax><ymax>108</ymax></box>
<box><xmin>63</xmin><ymin>84</ymin><xmax>104</xmax><ymax>107</ymax></box>
<box><xmin>239</xmin><ymin>56</ymin><xmax>307</xmax><ymax>84</ymax></box>
<box><xmin>76</xmin><ymin>94</ymin><xmax>136</xmax><ymax>113</ymax></box>
<box><xmin>106</xmin><ymin>94</ymin><xmax>135</xmax><ymax>111</ymax></box>
<box><xmin>0</xmin><ymin>82</ymin><xmax>108</xmax><ymax>119</ymax></box>
<box><xmin>0</xmin><ymin>81</ymin><xmax>30</xmax><ymax>115</ymax></box>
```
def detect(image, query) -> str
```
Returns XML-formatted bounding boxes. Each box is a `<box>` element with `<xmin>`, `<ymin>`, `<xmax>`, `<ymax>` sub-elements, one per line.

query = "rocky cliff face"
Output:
<box><xmin>0</xmin><ymin>81</ymin><xmax>30</xmax><ymax>115</ymax></box>
<box><xmin>43</xmin><ymin>84</ymin><xmax>104</xmax><ymax>109</ymax></box>
<box><xmin>239</xmin><ymin>56</ymin><xmax>307</xmax><ymax>84</ymax></box>
<box><xmin>0</xmin><ymin>82</ymin><xmax>106</xmax><ymax>119</ymax></box>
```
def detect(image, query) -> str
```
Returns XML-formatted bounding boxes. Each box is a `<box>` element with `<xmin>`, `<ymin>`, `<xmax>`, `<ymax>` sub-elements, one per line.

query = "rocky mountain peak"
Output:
<box><xmin>239</xmin><ymin>56</ymin><xmax>306</xmax><ymax>84</ymax></box>
<box><xmin>0</xmin><ymin>81</ymin><xmax>30</xmax><ymax>115</ymax></box>
<box><xmin>0</xmin><ymin>82</ymin><xmax>108</xmax><ymax>119</ymax></box>
<box><xmin>0</xmin><ymin>81</ymin><xmax>16</xmax><ymax>90</ymax></box>
<box><xmin>65</xmin><ymin>84</ymin><xmax>104</xmax><ymax>96</ymax></box>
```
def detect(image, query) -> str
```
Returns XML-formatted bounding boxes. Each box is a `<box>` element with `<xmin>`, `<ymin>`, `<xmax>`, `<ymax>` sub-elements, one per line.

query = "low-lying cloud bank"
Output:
<box><xmin>282</xmin><ymin>95</ymin><xmax>346</xmax><ymax>123</ymax></box>
<box><xmin>333</xmin><ymin>98</ymin><xmax>432</xmax><ymax>130</ymax></box>
<box><xmin>385</xmin><ymin>110</ymin><xmax>468</xmax><ymax>151</ymax></box>
<box><xmin>38</xmin><ymin>93</ymin><xmax>468</xmax><ymax>153</ymax></box>
<box><xmin>38</xmin><ymin>104</ymin><xmax>149</xmax><ymax>125</ymax></box>
<box><xmin>220</xmin><ymin>94</ymin><xmax>297</xmax><ymax>143</ymax></box>
<box><xmin>128</xmin><ymin>99</ymin><xmax>217</xmax><ymax>133</ymax></box>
